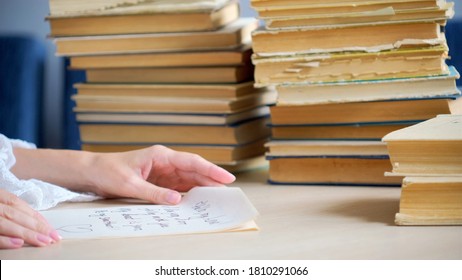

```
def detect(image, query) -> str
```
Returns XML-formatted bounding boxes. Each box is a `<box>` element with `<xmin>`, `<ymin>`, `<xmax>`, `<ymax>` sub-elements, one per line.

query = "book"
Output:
<box><xmin>82</xmin><ymin>138</ymin><xmax>268</xmax><ymax>163</ymax></box>
<box><xmin>382</xmin><ymin>114</ymin><xmax>462</xmax><ymax>176</ymax></box>
<box><xmin>74</xmin><ymin>81</ymin><xmax>258</xmax><ymax>99</ymax></box>
<box><xmin>72</xmin><ymin>89</ymin><xmax>277</xmax><ymax>114</ymax></box>
<box><xmin>83</xmin><ymin>65</ymin><xmax>255</xmax><ymax>84</ymax></box>
<box><xmin>395</xmin><ymin>176</ymin><xmax>462</xmax><ymax>225</ymax></box>
<box><xmin>79</xmin><ymin>117</ymin><xmax>270</xmax><ymax>145</ymax></box>
<box><xmin>75</xmin><ymin>106</ymin><xmax>270</xmax><ymax>126</ymax></box>
<box><xmin>251</xmin><ymin>21</ymin><xmax>444</xmax><ymax>56</ymax></box>
<box><xmin>265</xmin><ymin>140</ymin><xmax>389</xmax><ymax>156</ymax></box>
<box><xmin>250</xmin><ymin>0</ymin><xmax>440</xmax><ymax>8</ymax></box>
<box><xmin>270</xmin><ymin>122</ymin><xmax>415</xmax><ymax>140</ymax></box>
<box><xmin>49</xmin><ymin>0</ymin><xmax>232</xmax><ymax>16</ymax></box>
<box><xmin>250</xmin><ymin>0</ymin><xmax>439</xmax><ymax>7</ymax></box>
<box><xmin>48</xmin><ymin>1</ymin><xmax>239</xmax><ymax>36</ymax></box>
<box><xmin>252</xmin><ymin>46</ymin><xmax>449</xmax><ymax>86</ymax></box>
<box><xmin>54</xmin><ymin>18</ymin><xmax>258</xmax><ymax>56</ymax></box>
<box><xmin>266</xmin><ymin>140</ymin><xmax>403</xmax><ymax>185</ymax></box>
<box><xmin>41</xmin><ymin>186</ymin><xmax>259</xmax><ymax>239</ymax></box>
<box><xmin>270</xmin><ymin>96</ymin><xmax>461</xmax><ymax>125</ymax></box>
<box><xmin>69</xmin><ymin>45</ymin><xmax>252</xmax><ymax>69</ymax></box>
<box><xmin>276</xmin><ymin>66</ymin><xmax>460</xmax><ymax>105</ymax></box>
<box><xmin>251</xmin><ymin>0</ymin><xmax>442</xmax><ymax>18</ymax></box>
<box><xmin>263</xmin><ymin>3</ymin><xmax>453</xmax><ymax>29</ymax></box>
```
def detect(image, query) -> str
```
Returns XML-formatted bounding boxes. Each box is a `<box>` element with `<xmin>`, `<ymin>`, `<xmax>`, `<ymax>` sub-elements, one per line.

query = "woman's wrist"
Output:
<box><xmin>11</xmin><ymin>147</ymin><xmax>99</xmax><ymax>194</ymax></box>
<box><xmin>69</xmin><ymin>149</ymin><xmax>100</xmax><ymax>194</ymax></box>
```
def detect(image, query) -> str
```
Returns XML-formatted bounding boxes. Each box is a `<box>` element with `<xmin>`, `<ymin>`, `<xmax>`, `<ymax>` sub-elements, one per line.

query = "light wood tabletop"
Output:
<box><xmin>1</xmin><ymin>168</ymin><xmax>461</xmax><ymax>260</ymax></box>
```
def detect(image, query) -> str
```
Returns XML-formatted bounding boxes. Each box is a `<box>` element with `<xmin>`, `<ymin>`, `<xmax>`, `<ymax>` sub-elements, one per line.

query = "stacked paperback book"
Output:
<box><xmin>383</xmin><ymin>115</ymin><xmax>462</xmax><ymax>225</ymax></box>
<box><xmin>47</xmin><ymin>0</ymin><xmax>276</xmax><ymax>172</ymax></box>
<box><xmin>250</xmin><ymin>0</ymin><xmax>461</xmax><ymax>185</ymax></box>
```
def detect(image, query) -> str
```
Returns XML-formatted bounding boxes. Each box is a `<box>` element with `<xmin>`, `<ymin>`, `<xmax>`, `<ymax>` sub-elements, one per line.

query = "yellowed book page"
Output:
<box><xmin>383</xmin><ymin>114</ymin><xmax>462</xmax><ymax>141</ymax></box>
<box><xmin>49</xmin><ymin>0</ymin><xmax>231</xmax><ymax>16</ymax></box>
<box><xmin>54</xmin><ymin>18</ymin><xmax>257</xmax><ymax>56</ymax></box>
<box><xmin>251</xmin><ymin>0</ymin><xmax>438</xmax><ymax>9</ymax></box>
<box><xmin>266</xmin><ymin>140</ymin><xmax>389</xmax><ymax>156</ymax></box>
<box><xmin>265</xmin><ymin>4</ymin><xmax>453</xmax><ymax>29</ymax></box>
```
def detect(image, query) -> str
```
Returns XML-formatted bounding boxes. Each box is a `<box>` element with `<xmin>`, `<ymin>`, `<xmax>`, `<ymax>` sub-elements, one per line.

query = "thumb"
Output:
<box><xmin>130</xmin><ymin>177</ymin><xmax>182</xmax><ymax>205</ymax></box>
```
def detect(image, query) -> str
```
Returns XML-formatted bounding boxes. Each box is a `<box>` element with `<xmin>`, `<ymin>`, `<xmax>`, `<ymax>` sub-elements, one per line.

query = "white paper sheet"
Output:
<box><xmin>41</xmin><ymin>187</ymin><xmax>259</xmax><ymax>239</ymax></box>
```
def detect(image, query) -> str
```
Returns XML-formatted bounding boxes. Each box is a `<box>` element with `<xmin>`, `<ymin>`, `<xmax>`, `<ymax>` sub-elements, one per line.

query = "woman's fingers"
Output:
<box><xmin>2</xmin><ymin>190</ymin><xmax>52</xmax><ymax>226</ymax></box>
<box><xmin>122</xmin><ymin>176</ymin><xmax>182</xmax><ymax>205</ymax></box>
<box><xmin>0</xmin><ymin>189</ymin><xmax>60</xmax><ymax>248</ymax></box>
<box><xmin>0</xmin><ymin>216</ymin><xmax>54</xmax><ymax>248</ymax></box>
<box><xmin>165</xmin><ymin>149</ymin><xmax>236</xmax><ymax>184</ymax></box>
<box><xmin>0</xmin><ymin>235</ymin><xmax>24</xmax><ymax>249</ymax></box>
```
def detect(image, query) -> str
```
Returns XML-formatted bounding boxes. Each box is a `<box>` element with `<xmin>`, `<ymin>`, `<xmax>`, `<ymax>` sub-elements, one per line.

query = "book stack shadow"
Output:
<box><xmin>250</xmin><ymin>0</ymin><xmax>461</xmax><ymax>185</ymax></box>
<box><xmin>47</xmin><ymin>0</ymin><xmax>276</xmax><ymax>172</ymax></box>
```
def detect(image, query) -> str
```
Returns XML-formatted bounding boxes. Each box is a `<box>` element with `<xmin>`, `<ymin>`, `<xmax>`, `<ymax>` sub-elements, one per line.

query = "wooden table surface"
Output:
<box><xmin>1</xmin><ymin>168</ymin><xmax>461</xmax><ymax>260</ymax></box>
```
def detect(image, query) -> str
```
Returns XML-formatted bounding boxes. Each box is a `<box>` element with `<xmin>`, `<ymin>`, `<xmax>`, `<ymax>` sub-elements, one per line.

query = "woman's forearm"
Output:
<box><xmin>10</xmin><ymin>145</ymin><xmax>235</xmax><ymax>204</ymax></box>
<box><xmin>11</xmin><ymin>147</ymin><xmax>97</xmax><ymax>193</ymax></box>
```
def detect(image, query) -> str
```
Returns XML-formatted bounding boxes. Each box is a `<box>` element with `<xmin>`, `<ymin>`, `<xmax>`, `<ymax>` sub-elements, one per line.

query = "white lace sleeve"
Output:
<box><xmin>0</xmin><ymin>134</ymin><xmax>99</xmax><ymax>210</ymax></box>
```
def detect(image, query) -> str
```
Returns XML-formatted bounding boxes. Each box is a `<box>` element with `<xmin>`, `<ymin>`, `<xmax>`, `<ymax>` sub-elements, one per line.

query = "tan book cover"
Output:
<box><xmin>383</xmin><ymin>114</ymin><xmax>462</xmax><ymax>176</ymax></box>
<box><xmin>49</xmin><ymin>0</ymin><xmax>232</xmax><ymax>16</ymax></box>
<box><xmin>69</xmin><ymin>45</ymin><xmax>252</xmax><ymax>68</ymax></box>
<box><xmin>72</xmin><ymin>89</ymin><xmax>277</xmax><ymax>114</ymax></box>
<box><xmin>271</xmin><ymin>122</ymin><xmax>413</xmax><ymax>140</ymax></box>
<box><xmin>75</xmin><ymin>106</ymin><xmax>270</xmax><ymax>126</ymax></box>
<box><xmin>270</xmin><ymin>97</ymin><xmax>461</xmax><ymax>125</ymax></box>
<box><xmin>82</xmin><ymin>138</ymin><xmax>268</xmax><ymax>163</ymax></box>
<box><xmin>54</xmin><ymin>18</ymin><xmax>258</xmax><ymax>56</ymax></box>
<box><xmin>265</xmin><ymin>6</ymin><xmax>452</xmax><ymax>29</ymax></box>
<box><xmin>75</xmin><ymin>81</ymin><xmax>258</xmax><ymax>99</ymax></box>
<box><xmin>266</xmin><ymin>141</ymin><xmax>401</xmax><ymax>186</ymax></box>
<box><xmin>79</xmin><ymin>117</ymin><xmax>270</xmax><ymax>145</ymax></box>
<box><xmin>84</xmin><ymin>65</ymin><xmax>255</xmax><ymax>84</ymax></box>
<box><xmin>266</xmin><ymin>140</ymin><xmax>389</xmax><ymax>156</ymax></box>
<box><xmin>253</xmin><ymin>46</ymin><xmax>448</xmax><ymax>87</ymax></box>
<box><xmin>276</xmin><ymin>66</ymin><xmax>460</xmax><ymax>105</ymax></box>
<box><xmin>251</xmin><ymin>0</ymin><xmax>441</xmax><ymax>18</ymax></box>
<box><xmin>252</xmin><ymin>21</ymin><xmax>443</xmax><ymax>56</ymax></box>
<box><xmin>395</xmin><ymin>176</ymin><xmax>462</xmax><ymax>225</ymax></box>
<box><xmin>48</xmin><ymin>1</ymin><xmax>239</xmax><ymax>36</ymax></box>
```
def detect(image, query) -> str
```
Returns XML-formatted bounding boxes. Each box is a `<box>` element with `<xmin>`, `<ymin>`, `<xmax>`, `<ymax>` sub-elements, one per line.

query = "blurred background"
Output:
<box><xmin>0</xmin><ymin>0</ymin><xmax>460</xmax><ymax>148</ymax></box>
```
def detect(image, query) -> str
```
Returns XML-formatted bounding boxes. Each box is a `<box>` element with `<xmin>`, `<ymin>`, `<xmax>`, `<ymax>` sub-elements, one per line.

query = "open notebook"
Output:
<box><xmin>41</xmin><ymin>187</ymin><xmax>259</xmax><ymax>239</ymax></box>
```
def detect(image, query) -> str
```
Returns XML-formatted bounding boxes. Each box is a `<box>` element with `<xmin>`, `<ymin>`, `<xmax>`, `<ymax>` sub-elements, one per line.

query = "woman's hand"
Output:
<box><xmin>12</xmin><ymin>145</ymin><xmax>236</xmax><ymax>206</ymax></box>
<box><xmin>0</xmin><ymin>189</ymin><xmax>60</xmax><ymax>249</ymax></box>
<box><xmin>86</xmin><ymin>145</ymin><xmax>236</xmax><ymax>205</ymax></box>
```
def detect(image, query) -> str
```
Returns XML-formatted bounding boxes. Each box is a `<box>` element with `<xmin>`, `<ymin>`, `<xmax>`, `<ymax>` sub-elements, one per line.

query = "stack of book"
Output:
<box><xmin>383</xmin><ymin>114</ymin><xmax>462</xmax><ymax>225</ymax></box>
<box><xmin>250</xmin><ymin>0</ymin><xmax>461</xmax><ymax>185</ymax></box>
<box><xmin>47</xmin><ymin>0</ymin><xmax>276</xmax><ymax>172</ymax></box>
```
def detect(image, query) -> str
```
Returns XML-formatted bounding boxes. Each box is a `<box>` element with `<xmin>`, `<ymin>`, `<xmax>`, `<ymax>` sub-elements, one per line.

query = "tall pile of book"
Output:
<box><xmin>47</xmin><ymin>0</ymin><xmax>276</xmax><ymax>172</ymax></box>
<box><xmin>250</xmin><ymin>0</ymin><xmax>461</xmax><ymax>185</ymax></box>
<box><xmin>383</xmin><ymin>114</ymin><xmax>462</xmax><ymax>225</ymax></box>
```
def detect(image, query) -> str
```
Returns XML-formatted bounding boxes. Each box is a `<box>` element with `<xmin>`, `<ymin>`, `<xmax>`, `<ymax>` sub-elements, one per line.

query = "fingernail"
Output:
<box><xmin>10</xmin><ymin>237</ymin><xmax>24</xmax><ymax>247</ymax></box>
<box><xmin>228</xmin><ymin>173</ymin><xmax>236</xmax><ymax>182</ymax></box>
<box><xmin>166</xmin><ymin>191</ymin><xmax>181</xmax><ymax>205</ymax></box>
<box><xmin>50</xmin><ymin>230</ymin><xmax>62</xmax><ymax>242</ymax></box>
<box><xmin>37</xmin><ymin>233</ymin><xmax>53</xmax><ymax>245</ymax></box>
